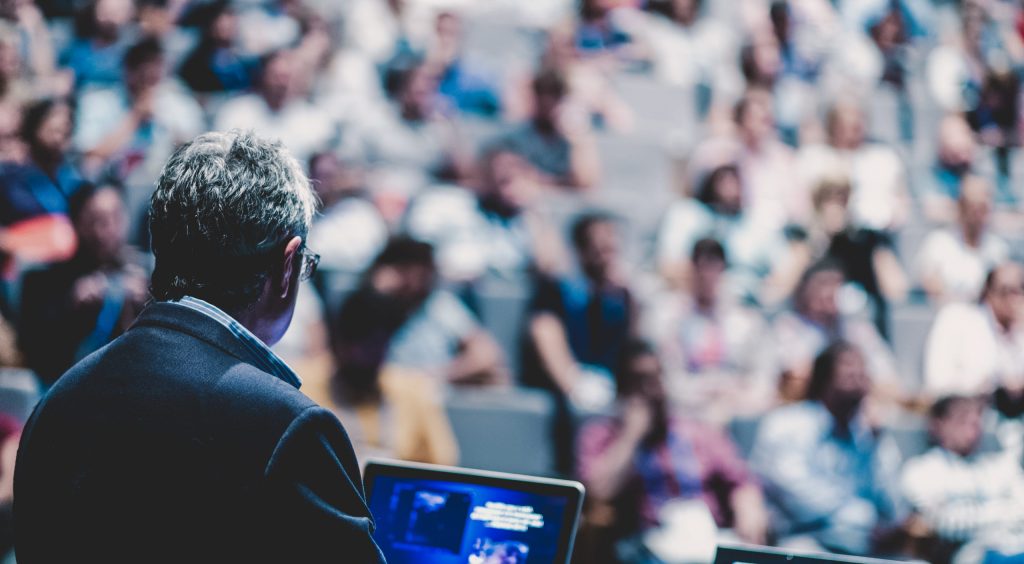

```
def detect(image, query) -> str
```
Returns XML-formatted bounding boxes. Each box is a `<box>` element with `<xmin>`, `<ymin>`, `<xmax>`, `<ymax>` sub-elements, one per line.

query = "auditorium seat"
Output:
<box><xmin>445</xmin><ymin>386</ymin><xmax>556</xmax><ymax>477</ymax></box>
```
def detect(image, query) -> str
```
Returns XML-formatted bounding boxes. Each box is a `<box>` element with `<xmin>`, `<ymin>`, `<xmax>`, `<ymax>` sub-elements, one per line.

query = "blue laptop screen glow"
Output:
<box><xmin>368</xmin><ymin>475</ymin><xmax>569</xmax><ymax>564</ymax></box>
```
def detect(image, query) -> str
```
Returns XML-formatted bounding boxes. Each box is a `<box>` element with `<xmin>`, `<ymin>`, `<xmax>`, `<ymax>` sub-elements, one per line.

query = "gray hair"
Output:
<box><xmin>149</xmin><ymin>130</ymin><xmax>318</xmax><ymax>311</ymax></box>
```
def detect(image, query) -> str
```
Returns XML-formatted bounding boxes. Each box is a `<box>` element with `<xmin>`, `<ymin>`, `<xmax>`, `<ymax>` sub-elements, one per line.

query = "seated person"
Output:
<box><xmin>751</xmin><ymin>341</ymin><xmax>905</xmax><ymax>555</ymax></box>
<box><xmin>380</xmin><ymin>238</ymin><xmax>508</xmax><ymax>387</ymax></box>
<box><xmin>352</xmin><ymin>58</ymin><xmax>472</xmax><ymax>190</ymax></box>
<box><xmin>498</xmin><ymin>68</ymin><xmax>599</xmax><ymax>190</ymax></box>
<box><xmin>915</xmin><ymin>176</ymin><xmax>1008</xmax><ymax>304</ymax></box>
<box><xmin>404</xmin><ymin>144</ymin><xmax>566</xmax><ymax>283</ymax></box>
<box><xmin>73</xmin><ymin>37</ymin><xmax>204</xmax><ymax>180</ymax></box>
<box><xmin>177</xmin><ymin>0</ymin><xmax>256</xmax><ymax>94</ymax></box>
<box><xmin>771</xmin><ymin>259</ymin><xmax>899</xmax><ymax>401</ymax></box>
<box><xmin>523</xmin><ymin>212</ymin><xmax>635</xmax><ymax>410</ymax></box>
<box><xmin>901</xmin><ymin>395</ymin><xmax>1024</xmax><ymax>564</ymax></box>
<box><xmin>577</xmin><ymin>340</ymin><xmax>767</xmax><ymax>561</ymax></box>
<box><xmin>656</xmin><ymin>163</ymin><xmax>790</xmax><ymax>301</ymax></box>
<box><xmin>19</xmin><ymin>183</ymin><xmax>149</xmax><ymax>386</ymax></box>
<box><xmin>922</xmin><ymin>114</ymin><xmax>985</xmax><ymax>223</ymax></box>
<box><xmin>0</xmin><ymin>99</ymin><xmax>83</xmax><ymax>274</ymax></box>
<box><xmin>305</xmin><ymin>151</ymin><xmax>387</xmax><ymax>276</ymax></box>
<box><xmin>924</xmin><ymin>262</ymin><xmax>1024</xmax><ymax>405</ymax></box>
<box><xmin>649</xmin><ymin>238</ymin><xmax>775</xmax><ymax>424</ymax></box>
<box><xmin>784</xmin><ymin>174</ymin><xmax>908</xmax><ymax>339</ymax></box>
<box><xmin>329</xmin><ymin>238</ymin><xmax>505</xmax><ymax>465</ymax></box>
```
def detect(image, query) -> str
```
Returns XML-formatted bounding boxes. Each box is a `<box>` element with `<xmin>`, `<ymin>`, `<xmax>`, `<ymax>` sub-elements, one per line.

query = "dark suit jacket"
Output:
<box><xmin>13</xmin><ymin>301</ymin><xmax>386</xmax><ymax>563</ymax></box>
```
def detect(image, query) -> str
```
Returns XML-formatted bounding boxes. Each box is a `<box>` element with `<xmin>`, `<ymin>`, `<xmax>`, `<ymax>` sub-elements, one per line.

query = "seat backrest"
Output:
<box><xmin>445</xmin><ymin>387</ymin><xmax>556</xmax><ymax>477</ymax></box>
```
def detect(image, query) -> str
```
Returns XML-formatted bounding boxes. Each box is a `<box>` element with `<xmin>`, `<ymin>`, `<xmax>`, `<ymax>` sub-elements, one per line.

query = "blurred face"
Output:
<box><xmin>0</xmin><ymin>38</ymin><xmax>18</xmax><ymax>78</ymax></box>
<box><xmin>435</xmin><ymin>12</ymin><xmax>461</xmax><ymax>46</ymax></box>
<box><xmin>261</xmin><ymin>53</ymin><xmax>294</xmax><ymax>109</ymax></box>
<box><xmin>310</xmin><ymin>153</ymin><xmax>363</xmax><ymax>205</ymax></box>
<box><xmin>34</xmin><ymin>103</ymin><xmax>72</xmax><ymax>156</ymax></box>
<box><xmin>578</xmin><ymin>221</ymin><xmax>619</xmax><ymax>282</ymax></box>
<box><xmin>672</xmin><ymin>0</ymin><xmax>699</xmax><ymax>25</ymax></box>
<box><xmin>625</xmin><ymin>353</ymin><xmax>667</xmax><ymax>406</ymax></box>
<box><xmin>830</xmin><ymin>106</ymin><xmax>866</xmax><ymax>150</ymax></box>
<box><xmin>871</xmin><ymin>10</ymin><xmax>904</xmax><ymax>51</ymax></box>
<box><xmin>823</xmin><ymin>348</ymin><xmax>870</xmax><ymax>420</ymax></box>
<box><xmin>938</xmin><ymin>117</ymin><xmax>976</xmax><ymax>168</ymax></box>
<box><xmin>535</xmin><ymin>91</ymin><xmax>562</xmax><ymax>126</ymax></box>
<box><xmin>711</xmin><ymin>169</ymin><xmax>742</xmax><ymax>213</ymax></box>
<box><xmin>801</xmin><ymin>269</ymin><xmax>843</xmax><ymax>324</ymax></box>
<box><xmin>814</xmin><ymin>184</ymin><xmax>851</xmax><ymax>235</ymax></box>
<box><xmin>693</xmin><ymin>255</ymin><xmax>725</xmax><ymax>305</ymax></box>
<box><xmin>933</xmin><ymin>398</ymin><xmax>985</xmax><ymax>457</ymax></box>
<box><xmin>125</xmin><ymin>57</ymin><xmax>165</xmax><ymax>95</ymax></box>
<box><xmin>94</xmin><ymin>0</ymin><xmax>135</xmax><ymax>38</ymax></box>
<box><xmin>738</xmin><ymin>92</ymin><xmax>775</xmax><ymax>144</ymax></box>
<box><xmin>484</xmin><ymin>150</ymin><xmax>538</xmax><ymax>211</ymax></box>
<box><xmin>749</xmin><ymin>35</ymin><xmax>781</xmax><ymax>84</ymax></box>
<box><xmin>959</xmin><ymin>178</ymin><xmax>992</xmax><ymax>236</ymax></box>
<box><xmin>400</xmin><ymin>66</ymin><xmax>438</xmax><ymax>119</ymax></box>
<box><xmin>211</xmin><ymin>10</ymin><xmax>238</xmax><ymax>44</ymax></box>
<box><xmin>986</xmin><ymin>264</ymin><xmax>1024</xmax><ymax>329</ymax></box>
<box><xmin>76</xmin><ymin>187</ymin><xmax>127</xmax><ymax>264</ymax></box>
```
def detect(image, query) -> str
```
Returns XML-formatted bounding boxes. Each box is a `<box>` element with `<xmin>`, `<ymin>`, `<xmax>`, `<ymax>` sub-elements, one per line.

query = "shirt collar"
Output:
<box><xmin>171</xmin><ymin>295</ymin><xmax>302</xmax><ymax>389</ymax></box>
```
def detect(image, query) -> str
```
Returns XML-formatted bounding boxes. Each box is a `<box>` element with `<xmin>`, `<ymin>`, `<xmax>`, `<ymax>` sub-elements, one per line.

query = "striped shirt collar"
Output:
<box><xmin>171</xmin><ymin>295</ymin><xmax>302</xmax><ymax>389</ymax></box>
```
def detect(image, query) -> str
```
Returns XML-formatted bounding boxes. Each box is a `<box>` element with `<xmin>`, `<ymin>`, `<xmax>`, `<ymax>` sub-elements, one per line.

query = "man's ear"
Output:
<box><xmin>279</xmin><ymin>236</ymin><xmax>302</xmax><ymax>299</ymax></box>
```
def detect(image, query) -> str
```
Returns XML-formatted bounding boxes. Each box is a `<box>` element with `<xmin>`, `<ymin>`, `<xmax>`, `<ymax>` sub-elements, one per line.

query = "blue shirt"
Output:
<box><xmin>750</xmin><ymin>401</ymin><xmax>904</xmax><ymax>554</ymax></box>
<box><xmin>0</xmin><ymin>160</ymin><xmax>83</xmax><ymax>225</ymax></box>
<box><xmin>172</xmin><ymin>296</ymin><xmax>302</xmax><ymax>389</ymax></box>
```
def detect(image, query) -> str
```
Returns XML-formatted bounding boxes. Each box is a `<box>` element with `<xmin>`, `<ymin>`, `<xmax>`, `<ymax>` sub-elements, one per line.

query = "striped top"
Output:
<box><xmin>172</xmin><ymin>296</ymin><xmax>302</xmax><ymax>389</ymax></box>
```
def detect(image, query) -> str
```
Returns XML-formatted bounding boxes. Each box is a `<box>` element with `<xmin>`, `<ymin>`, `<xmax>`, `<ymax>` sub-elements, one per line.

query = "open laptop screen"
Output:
<box><xmin>364</xmin><ymin>460</ymin><xmax>584</xmax><ymax>564</ymax></box>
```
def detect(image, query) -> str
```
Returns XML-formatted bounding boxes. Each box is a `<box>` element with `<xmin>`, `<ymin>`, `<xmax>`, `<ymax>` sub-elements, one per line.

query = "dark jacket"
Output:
<box><xmin>13</xmin><ymin>301</ymin><xmax>385</xmax><ymax>563</ymax></box>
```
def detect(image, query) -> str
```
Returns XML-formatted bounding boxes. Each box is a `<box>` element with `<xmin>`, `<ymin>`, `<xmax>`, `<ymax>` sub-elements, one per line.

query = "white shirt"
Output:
<box><xmin>901</xmin><ymin>446</ymin><xmax>1024</xmax><ymax>554</ymax></box>
<box><xmin>924</xmin><ymin>302</ymin><xmax>1024</xmax><ymax>396</ymax></box>
<box><xmin>405</xmin><ymin>186</ymin><xmax>535</xmax><ymax>282</ymax></box>
<box><xmin>916</xmin><ymin>229</ymin><xmax>1009</xmax><ymax>303</ymax></box>
<box><xmin>214</xmin><ymin>94</ymin><xmax>335</xmax><ymax>166</ymax></box>
<box><xmin>307</xmin><ymin>197</ymin><xmax>388</xmax><ymax>273</ymax></box>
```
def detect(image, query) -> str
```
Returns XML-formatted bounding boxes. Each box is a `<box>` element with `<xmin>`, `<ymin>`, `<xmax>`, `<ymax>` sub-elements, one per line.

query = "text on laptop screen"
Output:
<box><xmin>367</xmin><ymin>475</ymin><xmax>570</xmax><ymax>564</ymax></box>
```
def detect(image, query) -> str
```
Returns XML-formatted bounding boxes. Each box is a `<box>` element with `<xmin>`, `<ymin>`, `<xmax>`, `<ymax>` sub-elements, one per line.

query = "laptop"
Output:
<box><xmin>715</xmin><ymin>545</ymin><xmax>905</xmax><ymax>564</ymax></box>
<box><xmin>363</xmin><ymin>459</ymin><xmax>585</xmax><ymax>564</ymax></box>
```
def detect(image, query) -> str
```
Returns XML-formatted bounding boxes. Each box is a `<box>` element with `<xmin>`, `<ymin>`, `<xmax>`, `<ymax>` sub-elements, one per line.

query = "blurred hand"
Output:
<box><xmin>732</xmin><ymin>492</ymin><xmax>768</xmax><ymax>545</ymax></box>
<box><xmin>72</xmin><ymin>272</ymin><xmax>109</xmax><ymax>309</ymax></box>
<box><xmin>621</xmin><ymin>396</ymin><xmax>653</xmax><ymax>442</ymax></box>
<box><xmin>131</xmin><ymin>89</ymin><xmax>156</xmax><ymax>122</ymax></box>
<box><xmin>123</xmin><ymin>266</ymin><xmax>150</xmax><ymax>305</ymax></box>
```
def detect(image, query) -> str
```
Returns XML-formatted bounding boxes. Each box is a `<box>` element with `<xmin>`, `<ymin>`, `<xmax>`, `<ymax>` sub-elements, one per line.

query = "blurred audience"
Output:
<box><xmin>73</xmin><ymin>36</ymin><xmax>202</xmax><ymax>183</ymax></box>
<box><xmin>305</xmin><ymin>150</ymin><xmax>387</xmax><ymax>275</ymax></box>
<box><xmin>797</xmin><ymin>99</ymin><xmax>909</xmax><ymax>232</ymax></box>
<box><xmin>523</xmin><ymin>212</ymin><xmax>634</xmax><ymax>409</ymax></box>
<box><xmin>19</xmin><ymin>183</ymin><xmax>147</xmax><ymax>387</ymax></box>
<box><xmin>61</xmin><ymin>0</ymin><xmax>135</xmax><ymax>89</ymax></box>
<box><xmin>751</xmin><ymin>342</ymin><xmax>905</xmax><ymax>555</ymax></box>
<box><xmin>499</xmin><ymin>68</ymin><xmax>600</xmax><ymax>189</ymax></box>
<box><xmin>901</xmin><ymin>395</ymin><xmax>1024</xmax><ymax>564</ymax></box>
<box><xmin>214</xmin><ymin>48</ymin><xmax>331</xmax><ymax>165</ymax></box>
<box><xmin>656</xmin><ymin>162</ymin><xmax>790</xmax><ymax>302</ymax></box>
<box><xmin>771</xmin><ymin>259</ymin><xmax>899</xmax><ymax>400</ymax></box>
<box><xmin>916</xmin><ymin>176</ymin><xmax>1008</xmax><ymax>304</ymax></box>
<box><xmin>2</xmin><ymin>1</ymin><xmax>1024</xmax><ymax>560</ymax></box>
<box><xmin>924</xmin><ymin>261</ymin><xmax>1024</xmax><ymax>404</ymax></box>
<box><xmin>0</xmin><ymin>98</ymin><xmax>81</xmax><ymax>274</ymax></box>
<box><xmin>405</xmin><ymin>144</ymin><xmax>565</xmax><ymax>283</ymax></box>
<box><xmin>786</xmin><ymin>174</ymin><xmax>908</xmax><ymax>338</ymax></box>
<box><xmin>177</xmin><ymin>0</ymin><xmax>254</xmax><ymax>95</ymax></box>
<box><xmin>650</xmin><ymin>238</ymin><xmax>775</xmax><ymax>424</ymax></box>
<box><xmin>577</xmin><ymin>340</ymin><xmax>767</xmax><ymax>562</ymax></box>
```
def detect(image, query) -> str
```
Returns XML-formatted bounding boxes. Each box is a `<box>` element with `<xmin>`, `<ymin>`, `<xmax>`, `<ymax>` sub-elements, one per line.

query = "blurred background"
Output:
<box><xmin>3</xmin><ymin>0</ymin><xmax>1024</xmax><ymax>562</ymax></box>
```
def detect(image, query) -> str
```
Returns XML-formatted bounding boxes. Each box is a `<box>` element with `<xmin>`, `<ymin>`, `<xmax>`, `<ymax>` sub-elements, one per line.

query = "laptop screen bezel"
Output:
<box><xmin>363</xmin><ymin>459</ymin><xmax>585</xmax><ymax>564</ymax></box>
